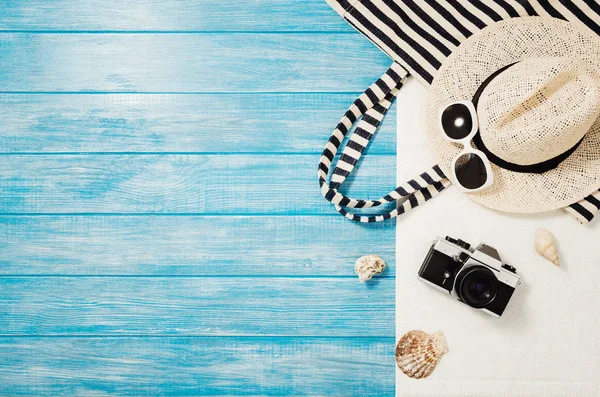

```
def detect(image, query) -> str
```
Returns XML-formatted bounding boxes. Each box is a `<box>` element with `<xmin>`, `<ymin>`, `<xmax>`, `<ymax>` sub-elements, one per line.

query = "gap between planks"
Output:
<box><xmin>0</xmin><ymin>30</ymin><xmax>358</xmax><ymax>34</ymax></box>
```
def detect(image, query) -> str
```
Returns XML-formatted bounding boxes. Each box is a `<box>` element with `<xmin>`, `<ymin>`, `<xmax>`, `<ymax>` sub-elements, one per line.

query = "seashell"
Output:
<box><xmin>535</xmin><ymin>228</ymin><xmax>560</xmax><ymax>266</ymax></box>
<box><xmin>396</xmin><ymin>330</ymin><xmax>448</xmax><ymax>379</ymax></box>
<box><xmin>354</xmin><ymin>254</ymin><xmax>386</xmax><ymax>282</ymax></box>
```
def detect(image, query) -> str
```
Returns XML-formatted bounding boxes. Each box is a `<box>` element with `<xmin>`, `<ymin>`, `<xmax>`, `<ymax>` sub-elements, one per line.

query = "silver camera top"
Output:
<box><xmin>433</xmin><ymin>236</ymin><xmax>521</xmax><ymax>288</ymax></box>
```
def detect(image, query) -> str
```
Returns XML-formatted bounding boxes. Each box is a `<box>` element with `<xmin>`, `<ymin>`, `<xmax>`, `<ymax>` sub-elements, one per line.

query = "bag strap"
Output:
<box><xmin>564</xmin><ymin>189</ymin><xmax>600</xmax><ymax>224</ymax></box>
<box><xmin>318</xmin><ymin>62</ymin><xmax>451</xmax><ymax>222</ymax></box>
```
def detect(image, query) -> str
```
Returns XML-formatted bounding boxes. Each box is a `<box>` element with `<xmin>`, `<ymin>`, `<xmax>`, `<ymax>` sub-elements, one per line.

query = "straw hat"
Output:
<box><xmin>425</xmin><ymin>17</ymin><xmax>600</xmax><ymax>214</ymax></box>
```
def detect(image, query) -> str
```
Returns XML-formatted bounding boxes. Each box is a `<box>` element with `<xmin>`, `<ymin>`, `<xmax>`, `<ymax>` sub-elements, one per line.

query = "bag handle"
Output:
<box><xmin>318</xmin><ymin>62</ymin><xmax>450</xmax><ymax>222</ymax></box>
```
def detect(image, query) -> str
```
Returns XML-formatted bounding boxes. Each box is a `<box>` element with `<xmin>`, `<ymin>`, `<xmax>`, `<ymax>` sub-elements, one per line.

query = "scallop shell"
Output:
<box><xmin>354</xmin><ymin>254</ymin><xmax>386</xmax><ymax>282</ymax></box>
<box><xmin>396</xmin><ymin>330</ymin><xmax>448</xmax><ymax>379</ymax></box>
<box><xmin>535</xmin><ymin>228</ymin><xmax>560</xmax><ymax>266</ymax></box>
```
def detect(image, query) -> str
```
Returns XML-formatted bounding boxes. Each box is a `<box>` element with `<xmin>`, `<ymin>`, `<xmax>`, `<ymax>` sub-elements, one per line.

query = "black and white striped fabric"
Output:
<box><xmin>565</xmin><ymin>189</ymin><xmax>600</xmax><ymax>223</ymax></box>
<box><xmin>318</xmin><ymin>62</ymin><xmax>451</xmax><ymax>223</ymax></box>
<box><xmin>329</xmin><ymin>0</ymin><xmax>600</xmax><ymax>84</ymax></box>
<box><xmin>321</xmin><ymin>0</ymin><xmax>600</xmax><ymax>223</ymax></box>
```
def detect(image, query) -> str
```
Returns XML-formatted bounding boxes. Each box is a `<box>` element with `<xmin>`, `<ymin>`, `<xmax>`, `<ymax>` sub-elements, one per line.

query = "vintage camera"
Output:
<box><xmin>418</xmin><ymin>236</ymin><xmax>521</xmax><ymax>317</ymax></box>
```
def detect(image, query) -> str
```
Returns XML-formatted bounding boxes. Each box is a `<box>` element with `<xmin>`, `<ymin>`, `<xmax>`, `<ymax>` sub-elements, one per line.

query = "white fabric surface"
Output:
<box><xmin>395</xmin><ymin>79</ymin><xmax>600</xmax><ymax>397</ymax></box>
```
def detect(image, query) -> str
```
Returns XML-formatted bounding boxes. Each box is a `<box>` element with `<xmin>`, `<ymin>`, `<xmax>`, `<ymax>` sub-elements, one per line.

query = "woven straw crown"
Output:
<box><xmin>425</xmin><ymin>17</ymin><xmax>600</xmax><ymax>214</ymax></box>
<box><xmin>478</xmin><ymin>57</ymin><xmax>600</xmax><ymax>166</ymax></box>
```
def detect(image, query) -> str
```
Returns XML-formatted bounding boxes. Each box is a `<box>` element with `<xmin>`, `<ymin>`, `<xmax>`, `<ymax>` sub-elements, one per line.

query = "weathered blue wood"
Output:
<box><xmin>0</xmin><ymin>0</ymin><xmax>349</xmax><ymax>32</ymax></box>
<box><xmin>0</xmin><ymin>215</ymin><xmax>395</xmax><ymax>276</ymax></box>
<box><xmin>0</xmin><ymin>1</ymin><xmax>397</xmax><ymax>395</ymax></box>
<box><xmin>0</xmin><ymin>277</ymin><xmax>394</xmax><ymax>336</ymax></box>
<box><xmin>0</xmin><ymin>154</ymin><xmax>396</xmax><ymax>214</ymax></box>
<box><xmin>0</xmin><ymin>33</ymin><xmax>389</xmax><ymax>92</ymax></box>
<box><xmin>0</xmin><ymin>336</ymin><xmax>395</xmax><ymax>396</ymax></box>
<box><xmin>0</xmin><ymin>93</ymin><xmax>396</xmax><ymax>154</ymax></box>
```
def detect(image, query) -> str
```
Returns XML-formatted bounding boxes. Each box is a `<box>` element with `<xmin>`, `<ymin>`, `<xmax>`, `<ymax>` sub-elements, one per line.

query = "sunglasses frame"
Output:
<box><xmin>438</xmin><ymin>100</ymin><xmax>494</xmax><ymax>193</ymax></box>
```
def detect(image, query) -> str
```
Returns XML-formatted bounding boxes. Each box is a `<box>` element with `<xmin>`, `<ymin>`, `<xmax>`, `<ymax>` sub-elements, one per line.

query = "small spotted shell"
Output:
<box><xmin>354</xmin><ymin>254</ymin><xmax>386</xmax><ymax>282</ymax></box>
<box><xmin>396</xmin><ymin>330</ymin><xmax>448</xmax><ymax>379</ymax></box>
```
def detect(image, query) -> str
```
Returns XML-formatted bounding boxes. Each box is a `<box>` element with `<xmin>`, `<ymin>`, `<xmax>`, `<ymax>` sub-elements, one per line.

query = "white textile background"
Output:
<box><xmin>395</xmin><ymin>79</ymin><xmax>600</xmax><ymax>397</ymax></box>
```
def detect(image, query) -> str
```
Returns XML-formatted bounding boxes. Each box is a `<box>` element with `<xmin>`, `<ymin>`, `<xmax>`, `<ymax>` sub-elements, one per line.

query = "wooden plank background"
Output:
<box><xmin>0</xmin><ymin>1</ymin><xmax>397</xmax><ymax>395</ymax></box>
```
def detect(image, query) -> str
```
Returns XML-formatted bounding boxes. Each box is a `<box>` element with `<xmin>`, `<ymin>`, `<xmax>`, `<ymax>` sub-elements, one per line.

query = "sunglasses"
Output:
<box><xmin>439</xmin><ymin>100</ymin><xmax>493</xmax><ymax>192</ymax></box>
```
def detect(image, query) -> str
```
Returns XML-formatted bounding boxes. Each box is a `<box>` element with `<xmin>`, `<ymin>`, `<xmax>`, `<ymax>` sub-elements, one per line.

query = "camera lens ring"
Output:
<box><xmin>455</xmin><ymin>266</ymin><xmax>499</xmax><ymax>309</ymax></box>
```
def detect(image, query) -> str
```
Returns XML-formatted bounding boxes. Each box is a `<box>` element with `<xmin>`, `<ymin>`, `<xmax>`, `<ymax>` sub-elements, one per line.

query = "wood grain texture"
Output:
<box><xmin>0</xmin><ymin>93</ymin><xmax>396</xmax><ymax>153</ymax></box>
<box><xmin>0</xmin><ymin>154</ymin><xmax>396</xmax><ymax>214</ymax></box>
<box><xmin>0</xmin><ymin>1</ymin><xmax>397</xmax><ymax>394</ymax></box>
<box><xmin>0</xmin><ymin>34</ymin><xmax>389</xmax><ymax>92</ymax></box>
<box><xmin>0</xmin><ymin>277</ymin><xmax>394</xmax><ymax>336</ymax></box>
<box><xmin>0</xmin><ymin>0</ymin><xmax>348</xmax><ymax>32</ymax></box>
<box><xmin>0</xmin><ymin>216</ymin><xmax>395</xmax><ymax>276</ymax></box>
<box><xmin>0</xmin><ymin>337</ymin><xmax>394</xmax><ymax>396</ymax></box>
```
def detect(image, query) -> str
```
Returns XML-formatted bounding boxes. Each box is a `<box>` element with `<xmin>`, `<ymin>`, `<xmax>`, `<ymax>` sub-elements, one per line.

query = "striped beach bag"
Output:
<box><xmin>319</xmin><ymin>0</ymin><xmax>600</xmax><ymax>223</ymax></box>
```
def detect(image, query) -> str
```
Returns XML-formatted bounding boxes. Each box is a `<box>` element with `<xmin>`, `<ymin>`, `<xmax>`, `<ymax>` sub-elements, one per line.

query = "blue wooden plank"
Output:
<box><xmin>0</xmin><ymin>277</ymin><xmax>394</xmax><ymax>336</ymax></box>
<box><xmin>0</xmin><ymin>93</ymin><xmax>396</xmax><ymax>154</ymax></box>
<box><xmin>0</xmin><ymin>0</ymin><xmax>348</xmax><ymax>32</ymax></box>
<box><xmin>0</xmin><ymin>215</ymin><xmax>395</xmax><ymax>276</ymax></box>
<box><xmin>0</xmin><ymin>33</ymin><xmax>389</xmax><ymax>92</ymax></box>
<box><xmin>0</xmin><ymin>154</ymin><xmax>397</xmax><ymax>214</ymax></box>
<box><xmin>0</xmin><ymin>336</ymin><xmax>395</xmax><ymax>396</ymax></box>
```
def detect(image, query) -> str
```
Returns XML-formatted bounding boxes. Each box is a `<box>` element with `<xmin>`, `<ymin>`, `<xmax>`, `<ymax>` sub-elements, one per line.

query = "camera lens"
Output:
<box><xmin>456</xmin><ymin>266</ymin><xmax>498</xmax><ymax>309</ymax></box>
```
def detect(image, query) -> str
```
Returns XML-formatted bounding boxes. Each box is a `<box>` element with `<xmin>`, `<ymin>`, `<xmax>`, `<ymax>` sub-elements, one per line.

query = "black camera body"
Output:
<box><xmin>418</xmin><ymin>236</ymin><xmax>521</xmax><ymax>317</ymax></box>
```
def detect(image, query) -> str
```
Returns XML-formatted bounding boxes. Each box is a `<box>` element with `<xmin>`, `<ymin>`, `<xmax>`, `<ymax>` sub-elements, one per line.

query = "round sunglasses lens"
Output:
<box><xmin>441</xmin><ymin>103</ymin><xmax>473</xmax><ymax>140</ymax></box>
<box><xmin>455</xmin><ymin>153</ymin><xmax>488</xmax><ymax>190</ymax></box>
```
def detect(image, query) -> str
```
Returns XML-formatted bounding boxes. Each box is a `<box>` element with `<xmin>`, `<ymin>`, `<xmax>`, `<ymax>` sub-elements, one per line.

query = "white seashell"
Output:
<box><xmin>354</xmin><ymin>254</ymin><xmax>386</xmax><ymax>282</ymax></box>
<box><xmin>396</xmin><ymin>330</ymin><xmax>448</xmax><ymax>379</ymax></box>
<box><xmin>535</xmin><ymin>228</ymin><xmax>560</xmax><ymax>266</ymax></box>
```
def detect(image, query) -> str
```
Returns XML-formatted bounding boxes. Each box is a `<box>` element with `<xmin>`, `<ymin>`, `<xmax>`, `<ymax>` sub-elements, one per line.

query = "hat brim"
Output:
<box><xmin>425</xmin><ymin>17</ymin><xmax>600</xmax><ymax>214</ymax></box>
